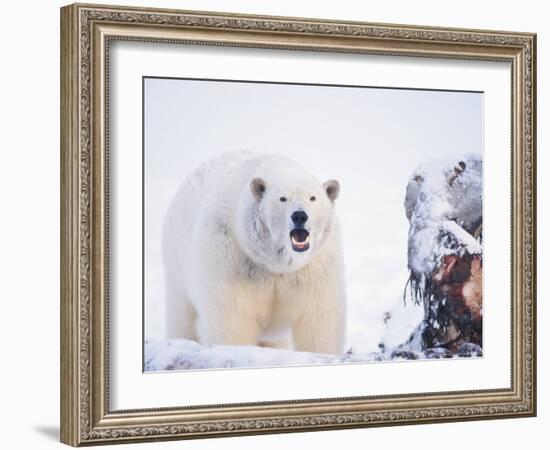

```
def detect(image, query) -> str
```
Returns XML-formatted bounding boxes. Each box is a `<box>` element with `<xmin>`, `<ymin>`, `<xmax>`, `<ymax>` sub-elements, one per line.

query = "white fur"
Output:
<box><xmin>162</xmin><ymin>151</ymin><xmax>346</xmax><ymax>354</ymax></box>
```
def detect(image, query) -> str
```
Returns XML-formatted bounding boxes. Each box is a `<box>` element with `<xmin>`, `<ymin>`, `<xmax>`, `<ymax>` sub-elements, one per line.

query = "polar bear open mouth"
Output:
<box><xmin>290</xmin><ymin>229</ymin><xmax>310</xmax><ymax>252</ymax></box>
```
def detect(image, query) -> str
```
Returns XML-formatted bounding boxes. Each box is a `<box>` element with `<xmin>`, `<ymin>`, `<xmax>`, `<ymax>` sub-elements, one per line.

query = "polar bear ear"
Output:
<box><xmin>250</xmin><ymin>177</ymin><xmax>267</xmax><ymax>201</ymax></box>
<box><xmin>323</xmin><ymin>179</ymin><xmax>340</xmax><ymax>202</ymax></box>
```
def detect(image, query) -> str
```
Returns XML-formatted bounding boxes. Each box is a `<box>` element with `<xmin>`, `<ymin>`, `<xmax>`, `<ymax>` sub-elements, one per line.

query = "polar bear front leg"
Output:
<box><xmin>290</xmin><ymin>276</ymin><xmax>346</xmax><ymax>355</ymax></box>
<box><xmin>164</xmin><ymin>285</ymin><xmax>198</xmax><ymax>341</ymax></box>
<box><xmin>195</xmin><ymin>284</ymin><xmax>263</xmax><ymax>347</ymax></box>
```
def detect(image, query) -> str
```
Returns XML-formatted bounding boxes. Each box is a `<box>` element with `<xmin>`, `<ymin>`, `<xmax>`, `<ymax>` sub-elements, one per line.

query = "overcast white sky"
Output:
<box><xmin>144</xmin><ymin>77</ymin><xmax>483</xmax><ymax>352</ymax></box>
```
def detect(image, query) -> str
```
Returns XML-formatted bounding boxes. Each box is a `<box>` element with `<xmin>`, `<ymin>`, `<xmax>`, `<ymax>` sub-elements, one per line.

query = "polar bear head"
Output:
<box><xmin>236</xmin><ymin>156</ymin><xmax>340</xmax><ymax>274</ymax></box>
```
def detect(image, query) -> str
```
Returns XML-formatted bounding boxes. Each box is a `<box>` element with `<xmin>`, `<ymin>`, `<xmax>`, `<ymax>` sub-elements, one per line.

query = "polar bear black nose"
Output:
<box><xmin>291</xmin><ymin>210</ymin><xmax>308</xmax><ymax>226</ymax></box>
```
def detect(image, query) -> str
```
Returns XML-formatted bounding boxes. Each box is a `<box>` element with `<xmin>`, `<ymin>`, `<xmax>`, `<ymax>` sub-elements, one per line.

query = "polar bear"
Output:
<box><xmin>162</xmin><ymin>151</ymin><xmax>346</xmax><ymax>354</ymax></box>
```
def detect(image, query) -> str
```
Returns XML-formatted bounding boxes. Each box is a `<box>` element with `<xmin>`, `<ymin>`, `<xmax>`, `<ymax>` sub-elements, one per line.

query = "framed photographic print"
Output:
<box><xmin>60</xmin><ymin>3</ymin><xmax>537</xmax><ymax>446</ymax></box>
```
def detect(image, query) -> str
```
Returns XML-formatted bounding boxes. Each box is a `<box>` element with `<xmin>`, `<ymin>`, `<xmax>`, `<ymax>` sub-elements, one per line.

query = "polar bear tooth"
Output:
<box><xmin>291</xmin><ymin>235</ymin><xmax>310</xmax><ymax>247</ymax></box>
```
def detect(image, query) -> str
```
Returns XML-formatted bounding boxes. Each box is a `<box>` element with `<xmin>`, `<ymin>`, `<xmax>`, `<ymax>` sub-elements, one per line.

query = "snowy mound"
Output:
<box><xmin>144</xmin><ymin>337</ymin><xmax>483</xmax><ymax>372</ymax></box>
<box><xmin>144</xmin><ymin>339</ymin><xmax>384</xmax><ymax>371</ymax></box>
<box><xmin>404</xmin><ymin>154</ymin><xmax>482</xmax><ymax>278</ymax></box>
<box><xmin>383</xmin><ymin>153</ymin><xmax>483</xmax><ymax>354</ymax></box>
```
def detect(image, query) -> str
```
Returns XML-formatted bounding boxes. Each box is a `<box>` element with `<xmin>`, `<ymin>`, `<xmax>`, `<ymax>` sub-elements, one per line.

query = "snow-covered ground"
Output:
<box><xmin>144</xmin><ymin>335</ymin><xmax>482</xmax><ymax>372</ymax></box>
<box><xmin>144</xmin><ymin>340</ymin><xmax>384</xmax><ymax>371</ymax></box>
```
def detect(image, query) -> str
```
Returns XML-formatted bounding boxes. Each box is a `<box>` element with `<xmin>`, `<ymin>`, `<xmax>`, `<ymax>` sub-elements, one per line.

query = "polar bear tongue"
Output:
<box><xmin>290</xmin><ymin>229</ymin><xmax>310</xmax><ymax>252</ymax></box>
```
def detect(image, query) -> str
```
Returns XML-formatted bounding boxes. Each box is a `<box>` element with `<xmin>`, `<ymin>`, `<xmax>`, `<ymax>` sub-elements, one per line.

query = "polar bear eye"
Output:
<box><xmin>310</xmin><ymin>196</ymin><xmax>316</xmax><ymax>201</ymax></box>
<box><xmin>280</xmin><ymin>196</ymin><xmax>287</xmax><ymax>202</ymax></box>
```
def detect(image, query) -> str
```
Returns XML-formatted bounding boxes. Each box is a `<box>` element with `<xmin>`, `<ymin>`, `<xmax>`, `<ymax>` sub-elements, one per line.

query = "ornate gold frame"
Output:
<box><xmin>60</xmin><ymin>3</ymin><xmax>536</xmax><ymax>446</ymax></box>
